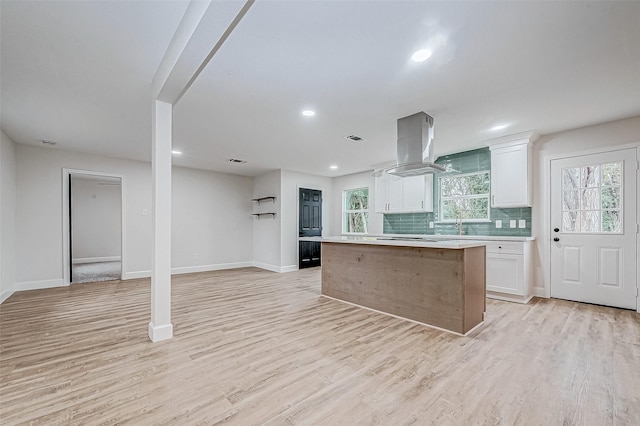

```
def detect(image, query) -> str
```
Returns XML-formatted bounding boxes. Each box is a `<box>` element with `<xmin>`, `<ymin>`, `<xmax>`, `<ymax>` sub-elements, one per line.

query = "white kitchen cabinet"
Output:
<box><xmin>485</xmin><ymin>240</ymin><xmax>533</xmax><ymax>303</ymax></box>
<box><xmin>486</xmin><ymin>131</ymin><xmax>538</xmax><ymax>208</ymax></box>
<box><xmin>374</xmin><ymin>173</ymin><xmax>433</xmax><ymax>213</ymax></box>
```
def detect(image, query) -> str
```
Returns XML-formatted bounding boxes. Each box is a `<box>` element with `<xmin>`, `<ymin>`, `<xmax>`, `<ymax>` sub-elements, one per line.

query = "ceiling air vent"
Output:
<box><xmin>229</xmin><ymin>158</ymin><xmax>247</xmax><ymax>164</ymax></box>
<box><xmin>345</xmin><ymin>135</ymin><xmax>364</xmax><ymax>142</ymax></box>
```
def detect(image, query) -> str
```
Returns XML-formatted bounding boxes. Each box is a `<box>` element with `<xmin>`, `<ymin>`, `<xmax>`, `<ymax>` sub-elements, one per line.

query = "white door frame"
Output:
<box><xmin>62</xmin><ymin>168</ymin><xmax>126</xmax><ymax>285</ymax></box>
<box><xmin>544</xmin><ymin>142</ymin><xmax>640</xmax><ymax>312</ymax></box>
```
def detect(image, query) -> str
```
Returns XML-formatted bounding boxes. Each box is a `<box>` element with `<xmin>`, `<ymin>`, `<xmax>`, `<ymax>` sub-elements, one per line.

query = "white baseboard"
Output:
<box><xmin>72</xmin><ymin>256</ymin><xmax>121</xmax><ymax>264</ymax></box>
<box><xmin>252</xmin><ymin>262</ymin><xmax>299</xmax><ymax>273</ymax></box>
<box><xmin>15</xmin><ymin>278</ymin><xmax>66</xmax><ymax>292</ymax></box>
<box><xmin>486</xmin><ymin>291</ymin><xmax>533</xmax><ymax>304</ymax></box>
<box><xmin>280</xmin><ymin>265</ymin><xmax>298</xmax><ymax>273</ymax></box>
<box><xmin>532</xmin><ymin>287</ymin><xmax>547</xmax><ymax>298</ymax></box>
<box><xmin>252</xmin><ymin>262</ymin><xmax>281</xmax><ymax>273</ymax></box>
<box><xmin>123</xmin><ymin>270</ymin><xmax>151</xmax><ymax>280</ymax></box>
<box><xmin>1</xmin><ymin>287</ymin><xmax>15</xmax><ymax>304</ymax></box>
<box><xmin>148</xmin><ymin>322</ymin><xmax>173</xmax><ymax>342</ymax></box>
<box><xmin>171</xmin><ymin>261</ymin><xmax>253</xmax><ymax>275</ymax></box>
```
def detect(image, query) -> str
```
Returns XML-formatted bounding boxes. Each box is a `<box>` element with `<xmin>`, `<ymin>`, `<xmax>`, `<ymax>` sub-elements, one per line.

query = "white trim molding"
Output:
<box><xmin>1</xmin><ymin>287</ymin><xmax>15</xmax><ymax>304</ymax></box>
<box><xmin>15</xmin><ymin>278</ymin><xmax>66</xmax><ymax>292</ymax></box>
<box><xmin>148</xmin><ymin>322</ymin><xmax>173</xmax><ymax>342</ymax></box>
<box><xmin>62</xmin><ymin>168</ymin><xmax>126</xmax><ymax>286</ymax></box>
<box><xmin>72</xmin><ymin>256</ymin><xmax>121</xmax><ymax>264</ymax></box>
<box><xmin>123</xmin><ymin>270</ymin><xmax>151</xmax><ymax>280</ymax></box>
<box><xmin>252</xmin><ymin>262</ymin><xmax>300</xmax><ymax>273</ymax></box>
<box><xmin>171</xmin><ymin>262</ymin><xmax>253</xmax><ymax>275</ymax></box>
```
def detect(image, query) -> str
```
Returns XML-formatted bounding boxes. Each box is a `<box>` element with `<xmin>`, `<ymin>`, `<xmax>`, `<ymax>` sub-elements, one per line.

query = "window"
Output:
<box><xmin>439</xmin><ymin>171</ymin><xmax>490</xmax><ymax>221</ymax></box>
<box><xmin>343</xmin><ymin>187</ymin><xmax>369</xmax><ymax>233</ymax></box>
<box><xmin>561</xmin><ymin>162</ymin><xmax>622</xmax><ymax>233</ymax></box>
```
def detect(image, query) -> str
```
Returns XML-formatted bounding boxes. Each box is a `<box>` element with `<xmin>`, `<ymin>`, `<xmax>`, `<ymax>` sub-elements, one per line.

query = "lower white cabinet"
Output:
<box><xmin>485</xmin><ymin>240</ymin><xmax>532</xmax><ymax>303</ymax></box>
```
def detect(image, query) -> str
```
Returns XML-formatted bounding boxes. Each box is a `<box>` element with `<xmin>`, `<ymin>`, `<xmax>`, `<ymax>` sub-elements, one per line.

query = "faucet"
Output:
<box><xmin>456</xmin><ymin>217</ymin><xmax>465</xmax><ymax>236</ymax></box>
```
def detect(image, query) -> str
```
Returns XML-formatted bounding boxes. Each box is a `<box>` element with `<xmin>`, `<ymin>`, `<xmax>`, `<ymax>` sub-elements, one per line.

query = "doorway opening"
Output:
<box><xmin>299</xmin><ymin>188</ymin><xmax>322</xmax><ymax>269</ymax></box>
<box><xmin>62</xmin><ymin>169</ymin><xmax>125</xmax><ymax>285</ymax></box>
<box><xmin>549</xmin><ymin>146</ymin><xmax>638</xmax><ymax>310</ymax></box>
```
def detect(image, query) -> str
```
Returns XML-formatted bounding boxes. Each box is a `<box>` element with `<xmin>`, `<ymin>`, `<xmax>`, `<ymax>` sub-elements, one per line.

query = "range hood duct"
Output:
<box><xmin>384</xmin><ymin>112</ymin><xmax>446</xmax><ymax>177</ymax></box>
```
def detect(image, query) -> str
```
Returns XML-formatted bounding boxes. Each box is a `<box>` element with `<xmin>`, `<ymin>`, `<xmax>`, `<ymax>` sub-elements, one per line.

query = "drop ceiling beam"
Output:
<box><xmin>152</xmin><ymin>0</ymin><xmax>255</xmax><ymax>105</ymax></box>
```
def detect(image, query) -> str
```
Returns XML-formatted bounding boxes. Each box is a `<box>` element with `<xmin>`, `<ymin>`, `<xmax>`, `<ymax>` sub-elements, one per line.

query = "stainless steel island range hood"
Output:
<box><xmin>383</xmin><ymin>111</ymin><xmax>446</xmax><ymax>177</ymax></box>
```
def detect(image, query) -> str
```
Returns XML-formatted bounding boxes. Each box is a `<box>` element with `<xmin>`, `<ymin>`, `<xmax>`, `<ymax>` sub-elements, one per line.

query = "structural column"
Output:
<box><xmin>149</xmin><ymin>100</ymin><xmax>173</xmax><ymax>342</ymax></box>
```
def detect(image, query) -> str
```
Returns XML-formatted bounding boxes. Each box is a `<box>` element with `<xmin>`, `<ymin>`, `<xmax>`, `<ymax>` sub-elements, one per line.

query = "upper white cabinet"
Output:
<box><xmin>486</xmin><ymin>131</ymin><xmax>539</xmax><ymax>208</ymax></box>
<box><xmin>375</xmin><ymin>174</ymin><xmax>433</xmax><ymax>213</ymax></box>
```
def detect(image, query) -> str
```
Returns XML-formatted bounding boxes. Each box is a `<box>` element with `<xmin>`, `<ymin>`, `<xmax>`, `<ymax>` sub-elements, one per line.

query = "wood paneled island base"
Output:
<box><xmin>321</xmin><ymin>241</ymin><xmax>486</xmax><ymax>335</ymax></box>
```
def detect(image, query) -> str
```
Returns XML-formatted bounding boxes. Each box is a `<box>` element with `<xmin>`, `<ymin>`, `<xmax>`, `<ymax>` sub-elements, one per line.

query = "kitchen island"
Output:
<box><xmin>321</xmin><ymin>236</ymin><xmax>486</xmax><ymax>335</ymax></box>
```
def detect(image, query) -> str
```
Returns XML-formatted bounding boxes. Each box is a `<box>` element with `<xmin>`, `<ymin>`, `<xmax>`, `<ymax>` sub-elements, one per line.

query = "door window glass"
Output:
<box><xmin>561</xmin><ymin>162</ymin><xmax>622</xmax><ymax>233</ymax></box>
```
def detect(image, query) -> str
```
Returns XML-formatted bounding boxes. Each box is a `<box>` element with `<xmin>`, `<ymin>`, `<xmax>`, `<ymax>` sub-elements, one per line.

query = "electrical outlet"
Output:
<box><xmin>429</xmin><ymin>221</ymin><xmax>434</xmax><ymax>229</ymax></box>
<box><xmin>194</xmin><ymin>253</ymin><xmax>199</xmax><ymax>259</ymax></box>
<box><xmin>495</xmin><ymin>220</ymin><xmax>502</xmax><ymax>229</ymax></box>
<box><xmin>142</xmin><ymin>209</ymin><xmax>148</xmax><ymax>216</ymax></box>
<box><xmin>518</xmin><ymin>219</ymin><xmax>526</xmax><ymax>228</ymax></box>
<box><xmin>510</xmin><ymin>220</ymin><xmax>516</xmax><ymax>228</ymax></box>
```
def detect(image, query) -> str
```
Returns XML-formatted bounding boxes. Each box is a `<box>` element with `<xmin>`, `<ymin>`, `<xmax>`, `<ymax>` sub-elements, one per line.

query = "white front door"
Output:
<box><xmin>550</xmin><ymin>148</ymin><xmax>638</xmax><ymax>310</ymax></box>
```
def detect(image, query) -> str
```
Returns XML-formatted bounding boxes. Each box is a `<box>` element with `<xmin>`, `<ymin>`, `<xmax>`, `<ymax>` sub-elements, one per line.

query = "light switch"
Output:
<box><xmin>495</xmin><ymin>220</ymin><xmax>502</xmax><ymax>229</ymax></box>
<box><xmin>429</xmin><ymin>221</ymin><xmax>434</xmax><ymax>229</ymax></box>
<box><xmin>509</xmin><ymin>220</ymin><xmax>516</xmax><ymax>228</ymax></box>
<box><xmin>518</xmin><ymin>219</ymin><xmax>526</xmax><ymax>228</ymax></box>
<box><xmin>142</xmin><ymin>209</ymin><xmax>148</xmax><ymax>216</ymax></box>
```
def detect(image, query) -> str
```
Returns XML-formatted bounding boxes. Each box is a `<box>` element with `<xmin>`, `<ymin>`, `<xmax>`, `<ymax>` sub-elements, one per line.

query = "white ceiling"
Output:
<box><xmin>2</xmin><ymin>1</ymin><xmax>640</xmax><ymax>177</ymax></box>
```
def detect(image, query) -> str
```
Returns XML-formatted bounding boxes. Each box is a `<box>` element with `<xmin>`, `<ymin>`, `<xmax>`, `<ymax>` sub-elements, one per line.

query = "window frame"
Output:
<box><xmin>342</xmin><ymin>187</ymin><xmax>370</xmax><ymax>234</ymax></box>
<box><xmin>438</xmin><ymin>170</ymin><xmax>491</xmax><ymax>223</ymax></box>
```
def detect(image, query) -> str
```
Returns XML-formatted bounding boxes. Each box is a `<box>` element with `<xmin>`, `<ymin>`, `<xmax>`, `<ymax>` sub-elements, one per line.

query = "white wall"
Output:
<box><xmin>71</xmin><ymin>177</ymin><xmax>122</xmax><ymax>261</ymax></box>
<box><xmin>172</xmin><ymin>167</ymin><xmax>253</xmax><ymax>273</ymax></box>
<box><xmin>14</xmin><ymin>144</ymin><xmax>254</xmax><ymax>287</ymax></box>
<box><xmin>1</xmin><ymin>130</ymin><xmax>17</xmax><ymax>302</ymax></box>
<box><xmin>280</xmin><ymin>170</ymin><xmax>333</xmax><ymax>270</ymax></box>
<box><xmin>331</xmin><ymin>170</ymin><xmax>382</xmax><ymax>236</ymax></box>
<box><xmin>252</xmin><ymin>170</ymin><xmax>282</xmax><ymax>271</ymax></box>
<box><xmin>532</xmin><ymin>115</ymin><xmax>640</xmax><ymax>295</ymax></box>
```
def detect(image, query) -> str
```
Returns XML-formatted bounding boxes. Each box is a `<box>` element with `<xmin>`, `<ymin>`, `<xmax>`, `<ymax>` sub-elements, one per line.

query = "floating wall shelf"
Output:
<box><xmin>251</xmin><ymin>212</ymin><xmax>277</xmax><ymax>219</ymax></box>
<box><xmin>251</xmin><ymin>196</ymin><xmax>277</xmax><ymax>205</ymax></box>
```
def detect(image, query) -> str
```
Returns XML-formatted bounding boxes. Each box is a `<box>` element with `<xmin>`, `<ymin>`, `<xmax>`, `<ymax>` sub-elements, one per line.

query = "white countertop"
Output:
<box><xmin>340</xmin><ymin>234</ymin><xmax>535</xmax><ymax>242</ymax></box>
<box><xmin>322</xmin><ymin>236</ymin><xmax>487</xmax><ymax>249</ymax></box>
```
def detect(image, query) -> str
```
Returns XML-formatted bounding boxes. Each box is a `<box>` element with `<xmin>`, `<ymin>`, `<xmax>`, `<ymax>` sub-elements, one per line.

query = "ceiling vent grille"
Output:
<box><xmin>229</xmin><ymin>158</ymin><xmax>247</xmax><ymax>164</ymax></box>
<box><xmin>345</xmin><ymin>135</ymin><xmax>364</xmax><ymax>142</ymax></box>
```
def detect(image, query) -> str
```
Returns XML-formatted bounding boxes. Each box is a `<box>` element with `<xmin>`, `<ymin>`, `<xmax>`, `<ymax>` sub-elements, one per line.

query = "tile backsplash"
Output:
<box><xmin>383</xmin><ymin>147</ymin><xmax>532</xmax><ymax>237</ymax></box>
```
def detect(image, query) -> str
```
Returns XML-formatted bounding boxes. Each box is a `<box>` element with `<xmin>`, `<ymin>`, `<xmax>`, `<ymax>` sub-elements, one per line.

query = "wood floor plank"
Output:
<box><xmin>1</xmin><ymin>267</ymin><xmax>638</xmax><ymax>425</ymax></box>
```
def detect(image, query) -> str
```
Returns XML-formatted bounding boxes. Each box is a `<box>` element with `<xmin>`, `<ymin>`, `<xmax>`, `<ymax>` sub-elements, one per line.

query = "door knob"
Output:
<box><xmin>553</xmin><ymin>228</ymin><xmax>559</xmax><ymax>232</ymax></box>
<box><xmin>553</xmin><ymin>237</ymin><xmax>560</xmax><ymax>242</ymax></box>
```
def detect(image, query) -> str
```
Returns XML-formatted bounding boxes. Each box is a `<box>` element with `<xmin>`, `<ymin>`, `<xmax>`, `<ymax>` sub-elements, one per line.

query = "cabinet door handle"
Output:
<box><xmin>421</xmin><ymin>200</ymin><xmax>424</xmax><ymax>209</ymax></box>
<box><xmin>492</xmin><ymin>195</ymin><xmax>495</xmax><ymax>206</ymax></box>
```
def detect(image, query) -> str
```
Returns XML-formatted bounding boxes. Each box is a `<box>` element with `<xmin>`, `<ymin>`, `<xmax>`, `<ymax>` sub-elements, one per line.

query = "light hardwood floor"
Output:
<box><xmin>1</xmin><ymin>267</ymin><xmax>638</xmax><ymax>425</ymax></box>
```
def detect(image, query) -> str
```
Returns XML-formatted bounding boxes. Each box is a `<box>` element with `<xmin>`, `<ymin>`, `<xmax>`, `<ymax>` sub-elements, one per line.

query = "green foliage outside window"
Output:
<box><xmin>344</xmin><ymin>187</ymin><xmax>369</xmax><ymax>233</ymax></box>
<box><xmin>439</xmin><ymin>171</ymin><xmax>490</xmax><ymax>221</ymax></box>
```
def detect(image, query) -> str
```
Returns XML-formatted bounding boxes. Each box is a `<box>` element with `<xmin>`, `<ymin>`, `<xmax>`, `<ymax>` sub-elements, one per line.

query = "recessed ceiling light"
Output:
<box><xmin>330</xmin><ymin>165</ymin><xmax>338</xmax><ymax>170</ymax></box>
<box><xmin>171</xmin><ymin>150</ymin><xmax>182</xmax><ymax>155</ymax></box>
<box><xmin>489</xmin><ymin>124</ymin><xmax>509</xmax><ymax>131</ymax></box>
<box><xmin>411</xmin><ymin>49</ymin><xmax>432</xmax><ymax>62</ymax></box>
<box><xmin>302</xmin><ymin>110</ymin><xmax>315</xmax><ymax>117</ymax></box>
